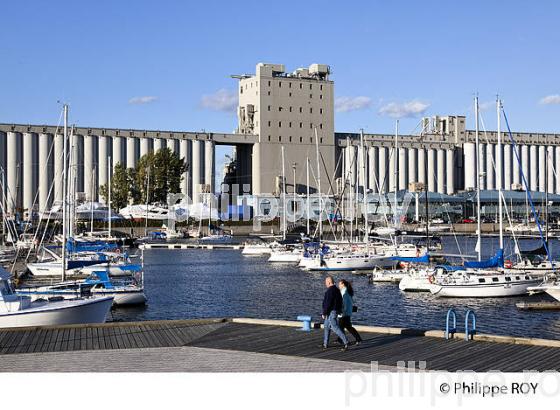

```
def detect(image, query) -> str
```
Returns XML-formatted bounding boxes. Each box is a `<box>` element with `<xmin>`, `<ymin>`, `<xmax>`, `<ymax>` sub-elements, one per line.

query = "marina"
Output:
<box><xmin>4</xmin><ymin>1</ymin><xmax>560</xmax><ymax>408</ymax></box>
<box><xmin>107</xmin><ymin>237</ymin><xmax>560</xmax><ymax>341</ymax></box>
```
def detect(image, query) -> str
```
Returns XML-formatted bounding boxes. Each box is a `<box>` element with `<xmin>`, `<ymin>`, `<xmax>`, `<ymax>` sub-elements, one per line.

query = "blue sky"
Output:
<box><xmin>2</xmin><ymin>1</ymin><xmax>560</xmax><ymax>157</ymax></box>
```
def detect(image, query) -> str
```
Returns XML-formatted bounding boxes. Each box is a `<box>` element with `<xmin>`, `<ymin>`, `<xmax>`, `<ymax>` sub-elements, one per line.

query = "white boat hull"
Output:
<box><xmin>242</xmin><ymin>245</ymin><xmax>272</xmax><ymax>255</ymax></box>
<box><xmin>545</xmin><ymin>288</ymin><xmax>560</xmax><ymax>302</ymax></box>
<box><xmin>399</xmin><ymin>274</ymin><xmax>432</xmax><ymax>292</ymax></box>
<box><xmin>0</xmin><ymin>296</ymin><xmax>113</xmax><ymax>328</ymax></box>
<box><xmin>370</xmin><ymin>270</ymin><xmax>407</xmax><ymax>283</ymax></box>
<box><xmin>27</xmin><ymin>262</ymin><xmax>134</xmax><ymax>277</ymax></box>
<box><xmin>268</xmin><ymin>252</ymin><xmax>301</xmax><ymax>263</ymax></box>
<box><xmin>20</xmin><ymin>289</ymin><xmax>146</xmax><ymax>306</ymax></box>
<box><xmin>304</xmin><ymin>255</ymin><xmax>397</xmax><ymax>271</ymax></box>
<box><xmin>430</xmin><ymin>279</ymin><xmax>542</xmax><ymax>298</ymax></box>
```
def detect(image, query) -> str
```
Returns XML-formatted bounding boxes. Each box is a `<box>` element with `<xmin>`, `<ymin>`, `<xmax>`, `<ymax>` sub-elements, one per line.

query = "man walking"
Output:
<box><xmin>321</xmin><ymin>276</ymin><xmax>349</xmax><ymax>351</ymax></box>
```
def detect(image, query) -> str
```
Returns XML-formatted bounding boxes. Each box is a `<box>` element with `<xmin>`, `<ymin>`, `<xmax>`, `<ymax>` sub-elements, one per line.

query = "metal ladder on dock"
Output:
<box><xmin>445</xmin><ymin>308</ymin><xmax>477</xmax><ymax>341</ymax></box>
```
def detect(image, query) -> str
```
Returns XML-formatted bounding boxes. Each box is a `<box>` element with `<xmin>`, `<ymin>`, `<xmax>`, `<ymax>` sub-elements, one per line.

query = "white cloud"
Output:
<box><xmin>334</xmin><ymin>96</ymin><xmax>372</xmax><ymax>113</ymax></box>
<box><xmin>378</xmin><ymin>100</ymin><xmax>430</xmax><ymax>118</ymax></box>
<box><xmin>478</xmin><ymin>101</ymin><xmax>494</xmax><ymax>111</ymax></box>
<box><xmin>200</xmin><ymin>89</ymin><xmax>238</xmax><ymax>112</ymax></box>
<box><xmin>128</xmin><ymin>96</ymin><xmax>158</xmax><ymax>105</ymax></box>
<box><xmin>539</xmin><ymin>95</ymin><xmax>560</xmax><ymax>105</ymax></box>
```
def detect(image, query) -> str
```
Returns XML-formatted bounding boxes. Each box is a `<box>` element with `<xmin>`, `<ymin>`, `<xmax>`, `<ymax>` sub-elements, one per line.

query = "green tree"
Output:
<box><xmin>134</xmin><ymin>148</ymin><xmax>187</xmax><ymax>204</ymax></box>
<box><xmin>99</xmin><ymin>162</ymin><xmax>134</xmax><ymax>210</ymax></box>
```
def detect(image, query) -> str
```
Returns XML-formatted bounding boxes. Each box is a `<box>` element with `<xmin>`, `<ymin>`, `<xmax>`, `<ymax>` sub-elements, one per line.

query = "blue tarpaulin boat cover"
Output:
<box><xmin>390</xmin><ymin>254</ymin><xmax>430</xmax><ymax>263</ymax></box>
<box><xmin>463</xmin><ymin>249</ymin><xmax>504</xmax><ymax>269</ymax></box>
<box><xmin>435</xmin><ymin>265</ymin><xmax>465</xmax><ymax>272</ymax></box>
<box><xmin>65</xmin><ymin>238</ymin><xmax>118</xmax><ymax>253</ymax></box>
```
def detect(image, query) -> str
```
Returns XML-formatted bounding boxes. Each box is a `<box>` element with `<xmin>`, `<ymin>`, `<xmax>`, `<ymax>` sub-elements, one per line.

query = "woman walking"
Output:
<box><xmin>338</xmin><ymin>279</ymin><xmax>362</xmax><ymax>344</ymax></box>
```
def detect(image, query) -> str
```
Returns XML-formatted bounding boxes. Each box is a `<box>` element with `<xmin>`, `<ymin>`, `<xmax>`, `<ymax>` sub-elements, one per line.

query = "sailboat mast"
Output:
<box><xmin>90</xmin><ymin>165</ymin><xmax>95</xmax><ymax>235</ymax></box>
<box><xmin>108</xmin><ymin>157</ymin><xmax>112</xmax><ymax>238</ymax></box>
<box><xmin>475</xmin><ymin>96</ymin><xmax>482</xmax><ymax>261</ymax></box>
<box><xmin>394</xmin><ymin>120</ymin><xmax>399</xmax><ymax>231</ymax></box>
<box><xmin>497</xmin><ymin>98</ymin><xmax>504</xmax><ymax>250</ymax></box>
<box><xmin>61</xmin><ymin>104</ymin><xmax>68</xmax><ymax>282</ymax></box>
<box><xmin>348</xmin><ymin>136</ymin><xmax>353</xmax><ymax>243</ymax></box>
<box><xmin>360</xmin><ymin>129</ymin><xmax>368</xmax><ymax>244</ymax></box>
<box><xmin>306</xmin><ymin>156</ymin><xmax>310</xmax><ymax>236</ymax></box>
<box><xmin>145</xmin><ymin>167</ymin><xmax>150</xmax><ymax>237</ymax></box>
<box><xmin>281</xmin><ymin>145</ymin><xmax>286</xmax><ymax>241</ymax></box>
<box><xmin>314</xmin><ymin>127</ymin><xmax>322</xmax><ymax>238</ymax></box>
<box><xmin>545</xmin><ymin>146</ymin><xmax>549</xmax><ymax>243</ymax></box>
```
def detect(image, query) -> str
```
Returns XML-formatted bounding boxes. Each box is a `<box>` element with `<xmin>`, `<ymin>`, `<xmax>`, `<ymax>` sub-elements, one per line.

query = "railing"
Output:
<box><xmin>445</xmin><ymin>308</ymin><xmax>457</xmax><ymax>340</ymax></box>
<box><xmin>445</xmin><ymin>308</ymin><xmax>477</xmax><ymax>341</ymax></box>
<box><xmin>465</xmin><ymin>309</ymin><xmax>477</xmax><ymax>341</ymax></box>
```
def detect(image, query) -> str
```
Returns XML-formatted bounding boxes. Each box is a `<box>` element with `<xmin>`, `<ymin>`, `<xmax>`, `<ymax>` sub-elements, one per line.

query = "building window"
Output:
<box><xmin>268</xmin><ymin>121</ymin><xmax>271</xmax><ymax>126</ymax></box>
<box><xmin>268</xmin><ymin>105</ymin><xmax>271</xmax><ymax>111</ymax></box>
<box><xmin>310</xmin><ymin>84</ymin><xmax>313</xmax><ymax>90</ymax></box>
<box><xmin>279</xmin><ymin>81</ymin><xmax>282</xmax><ymax>87</ymax></box>
<box><xmin>310</xmin><ymin>137</ymin><xmax>313</xmax><ymax>143</ymax></box>
<box><xmin>299</xmin><ymin>137</ymin><xmax>303</xmax><ymax>143</ymax></box>
<box><xmin>299</xmin><ymin>83</ymin><xmax>302</xmax><ymax>89</ymax></box>
<box><xmin>279</xmin><ymin>106</ymin><xmax>283</xmax><ymax>111</ymax></box>
<box><xmin>320</xmin><ymin>85</ymin><xmax>323</xmax><ymax>90</ymax></box>
<box><xmin>319</xmin><ymin>94</ymin><xmax>323</xmax><ymax>99</ymax></box>
<box><xmin>299</xmin><ymin>107</ymin><xmax>303</xmax><ymax>113</ymax></box>
<box><xmin>268</xmin><ymin>135</ymin><xmax>271</xmax><ymax>141</ymax></box>
<box><xmin>310</xmin><ymin>123</ymin><xmax>313</xmax><ymax>129</ymax></box>
<box><xmin>320</xmin><ymin>137</ymin><xmax>323</xmax><ymax>143</ymax></box>
<box><xmin>310</xmin><ymin>94</ymin><xmax>313</xmax><ymax>98</ymax></box>
<box><xmin>289</xmin><ymin>82</ymin><xmax>292</xmax><ymax>88</ymax></box>
<box><xmin>319</xmin><ymin>124</ymin><xmax>323</xmax><ymax>129</ymax></box>
<box><xmin>279</xmin><ymin>121</ymin><xmax>282</xmax><ymax>127</ymax></box>
<box><xmin>289</xmin><ymin>106</ymin><xmax>292</xmax><ymax>112</ymax></box>
<box><xmin>289</xmin><ymin>136</ymin><xmax>292</xmax><ymax>142</ymax></box>
<box><xmin>267</xmin><ymin>91</ymin><xmax>271</xmax><ymax>96</ymax></box>
<box><xmin>310</xmin><ymin>108</ymin><xmax>313</xmax><ymax>114</ymax></box>
<box><xmin>279</xmin><ymin>136</ymin><xmax>282</xmax><ymax>142</ymax></box>
<box><xmin>320</xmin><ymin>108</ymin><xmax>323</xmax><ymax>114</ymax></box>
<box><xmin>268</xmin><ymin>81</ymin><xmax>271</xmax><ymax>86</ymax></box>
<box><xmin>240</xmin><ymin>87</ymin><xmax>243</xmax><ymax>94</ymax></box>
<box><xmin>289</xmin><ymin>92</ymin><xmax>292</xmax><ymax>97</ymax></box>
<box><xmin>299</xmin><ymin>122</ymin><xmax>303</xmax><ymax>128</ymax></box>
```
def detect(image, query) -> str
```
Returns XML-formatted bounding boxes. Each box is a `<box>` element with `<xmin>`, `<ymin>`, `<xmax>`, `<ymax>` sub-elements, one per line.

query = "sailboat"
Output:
<box><xmin>3</xmin><ymin>105</ymin><xmax>114</xmax><ymax>327</ymax></box>
<box><xmin>199</xmin><ymin>193</ymin><xmax>232</xmax><ymax>243</ymax></box>
<box><xmin>17</xmin><ymin>266</ymin><xmax>146</xmax><ymax>306</ymax></box>
<box><xmin>430</xmin><ymin>98</ymin><xmax>542</xmax><ymax>298</ymax></box>
<box><xmin>21</xmin><ymin>149</ymin><xmax>146</xmax><ymax>306</ymax></box>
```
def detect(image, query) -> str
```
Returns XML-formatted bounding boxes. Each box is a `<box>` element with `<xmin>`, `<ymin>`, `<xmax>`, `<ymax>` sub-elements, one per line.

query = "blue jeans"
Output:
<box><xmin>323</xmin><ymin>310</ymin><xmax>348</xmax><ymax>347</ymax></box>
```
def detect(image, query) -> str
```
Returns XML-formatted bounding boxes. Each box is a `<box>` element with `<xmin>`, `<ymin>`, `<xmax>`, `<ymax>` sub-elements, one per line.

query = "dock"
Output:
<box><xmin>139</xmin><ymin>243</ymin><xmax>243</xmax><ymax>250</ymax></box>
<box><xmin>516</xmin><ymin>301</ymin><xmax>560</xmax><ymax>310</ymax></box>
<box><xmin>1</xmin><ymin>318</ymin><xmax>560</xmax><ymax>372</ymax></box>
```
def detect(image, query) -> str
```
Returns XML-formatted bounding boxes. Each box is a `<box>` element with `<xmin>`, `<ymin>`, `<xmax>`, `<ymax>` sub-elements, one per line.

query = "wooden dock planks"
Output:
<box><xmin>0</xmin><ymin>319</ymin><xmax>558</xmax><ymax>372</ymax></box>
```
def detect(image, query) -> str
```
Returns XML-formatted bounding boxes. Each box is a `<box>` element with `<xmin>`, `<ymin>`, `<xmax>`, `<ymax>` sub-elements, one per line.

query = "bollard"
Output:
<box><xmin>296</xmin><ymin>315</ymin><xmax>312</xmax><ymax>332</ymax></box>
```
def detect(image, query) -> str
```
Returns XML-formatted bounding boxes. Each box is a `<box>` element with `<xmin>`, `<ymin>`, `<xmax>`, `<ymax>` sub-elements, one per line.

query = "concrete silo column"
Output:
<box><xmin>22</xmin><ymin>132</ymin><xmax>37</xmax><ymax>213</ymax></box>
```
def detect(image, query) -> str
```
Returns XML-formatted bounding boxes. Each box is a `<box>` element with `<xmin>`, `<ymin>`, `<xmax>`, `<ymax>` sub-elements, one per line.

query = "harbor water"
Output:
<box><xmin>110</xmin><ymin>235</ymin><xmax>560</xmax><ymax>340</ymax></box>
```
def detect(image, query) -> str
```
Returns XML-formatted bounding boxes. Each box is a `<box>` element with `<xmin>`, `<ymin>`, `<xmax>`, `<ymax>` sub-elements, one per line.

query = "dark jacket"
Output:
<box><xmin>322</xmin><ymin>285</ymin><xmax>343</xmax><ymax>316</ymax></box>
